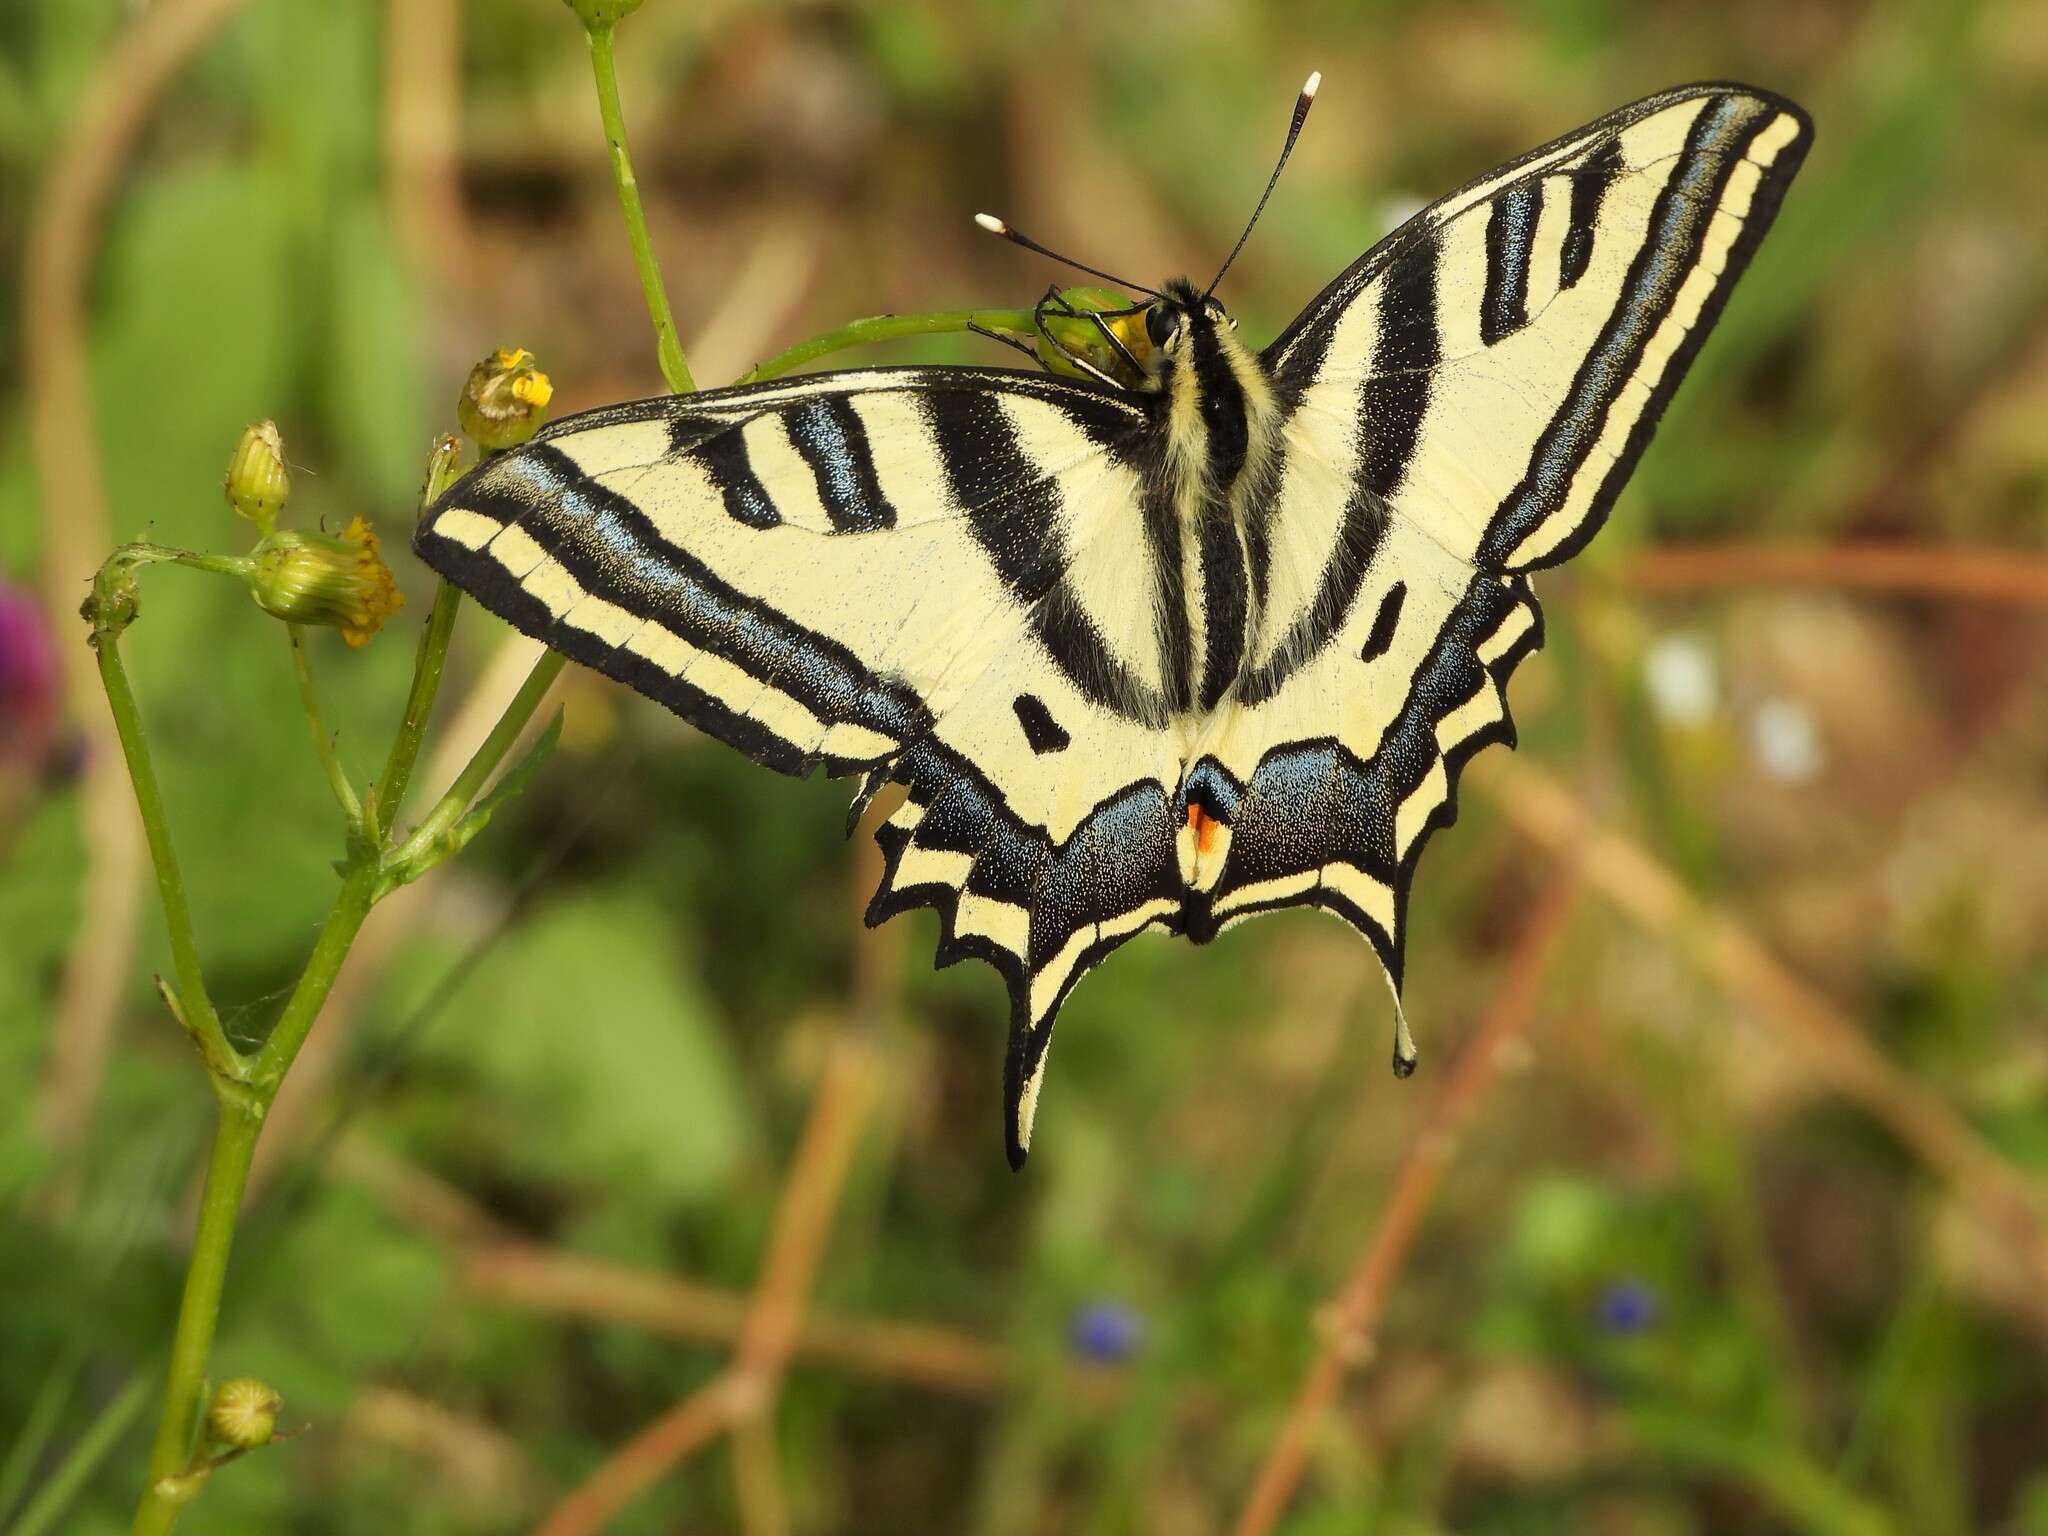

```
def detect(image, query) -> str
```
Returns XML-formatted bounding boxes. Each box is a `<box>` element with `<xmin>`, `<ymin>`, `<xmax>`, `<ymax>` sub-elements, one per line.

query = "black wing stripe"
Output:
<box><xmin>1139</xmin><ymin>463</ymin><xmax>1195</xmax><ymax>714</ymax></box>
<box><xmin>1359</xmin><ymin>236</ymin><xmax>1441</xmax><ymax>497</ymax></box>
<box><xmin>925</xmin><ymin>392</ymin><xmax>1172</xmax><ymax>728</ymax></box>
<box><xmin>681</xmin><ymin>414</ymin><xmax>781</xmax><ymax>528</ymax></box>
<box><xmin>1359</xmin><ymin>581</ymin><xmax>1407</xmax><ymax>662</ymax></box>
<box><xmin>1477</xmin><ymin>93</ymin><xmax>1781</xmax><ymax>570</ymax></box>
<box><xmin>1480</xmin><ymin>180</ymin><xmax>1541</xmax><ymax>346</ymax></box>
<box><xmin>1234</xmin><ymin>484</ymin><xmax>1387</xmax><ymax>707</ymax></box>
<box><xmin>435</xmin><ymin>446</ymin><xmax>928</xmax><ymax>757</ymax></box>
<box><xmin>786</xmin><ymin>396</ymin><xmax>896</xmax><ymax>531</ymax></box>
<box><xmin>1195</xmin><ymin>504</ymin><xmax>1250</xmax><ymax>712</ymax></box>
<box><xmin>1558</xmin><ymin>137</ymin><xmax>1623</xmax><ymax>291</ymax></box>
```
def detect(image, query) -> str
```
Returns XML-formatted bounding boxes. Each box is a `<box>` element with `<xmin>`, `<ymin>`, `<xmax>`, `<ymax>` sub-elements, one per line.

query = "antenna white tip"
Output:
<box><xmin>974</xmin><ymin>213</ymin><xmax>1007</xmax><ymax>235</ymax></box>
<box><xmin>1303</xmin><ymin>70</ymin><xmax>1322</xmax><ymax>100</ymax></box>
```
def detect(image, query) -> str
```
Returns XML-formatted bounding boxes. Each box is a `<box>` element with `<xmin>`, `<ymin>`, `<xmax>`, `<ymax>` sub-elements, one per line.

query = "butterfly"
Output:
<box><xmin>416</xmin><ymin>79</ymin><xmax>1811</xmax><ymax>1167</ymax></box>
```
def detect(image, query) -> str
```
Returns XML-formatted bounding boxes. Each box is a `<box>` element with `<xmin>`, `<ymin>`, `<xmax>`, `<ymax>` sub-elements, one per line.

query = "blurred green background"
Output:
<box><xmin>4</xmin><ymin>0</ymin><xmax>2047</xmax><ymax>1531</ymax></box>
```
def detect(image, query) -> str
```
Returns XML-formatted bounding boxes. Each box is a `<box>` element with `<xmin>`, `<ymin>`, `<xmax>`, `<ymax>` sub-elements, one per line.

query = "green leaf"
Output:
<box><xmin>422</xmin><ymin>892</ymin><xmax>753</xmax><ymax>1206</ymax></box>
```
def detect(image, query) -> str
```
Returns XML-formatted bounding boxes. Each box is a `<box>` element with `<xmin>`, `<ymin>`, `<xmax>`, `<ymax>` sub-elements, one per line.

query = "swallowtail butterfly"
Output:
<box><xmin>417</xmin><ymin>79</ymin><xmax>1811</xmax><ymax>1165</ymax></box>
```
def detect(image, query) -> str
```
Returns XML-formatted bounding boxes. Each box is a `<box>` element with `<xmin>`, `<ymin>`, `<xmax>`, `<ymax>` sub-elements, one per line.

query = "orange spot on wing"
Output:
<box><xmin>1186</xmin><ymin>802</ymin><xmax>1221</xmax><ymax>857</ymax></box>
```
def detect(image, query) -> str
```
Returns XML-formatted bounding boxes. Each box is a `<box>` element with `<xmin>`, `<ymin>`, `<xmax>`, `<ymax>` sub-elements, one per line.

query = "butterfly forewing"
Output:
<box><xmin>1267</xmin><ymin>84</ymin><xmax>1811</xmax><ymax>571</ymax></box>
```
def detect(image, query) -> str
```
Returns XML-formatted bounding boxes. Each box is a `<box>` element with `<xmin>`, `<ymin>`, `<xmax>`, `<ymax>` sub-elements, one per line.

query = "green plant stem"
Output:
<box><xmin>130</xmin><ymin>1106</ymin><xmax>259</xmax><ymax>1536</ymax></box>
<box><xmin>372</xmin><ymin>580</ymin><xmax>460</xmax><ymax>840</ymax></box>
<box><xmin>370</xmin><ymin>441</ymin><xmax>469</xmax><ymax>841</ymax></box>
<box><xmin>587</xmin><ymin>21</ymin><xmax>692</xmax><ymax>394</ymax></box>
<box><xmin>734</xmin><ymin>308</ymin><xmax>1039</xmax><ymax>384</ymax></box>
<box><xmin>286</xmin><ymin>626</ymin><xmax>362</xmax><ymax>827</ymax></box>
<box><xmin>130</xmin><ymin>858</ymin><xmax>379</xmax><ymax>1536</ymax></box>
<box><xmin>16</xmin><ymin>1373</ymin><xmax>152</xmax><ymax>1536</ymax></box>
<box><xmin>386</xmin><ymin>651</ymin><xmax>567</xmax><ymax>876</ymax></box>
<box><xmin>250</xmin><ymin>860</ymin><xmax>380</xmax><ymax>1086</ymax></box>
<box><xmin>87</xmin><ymin>584</ymin><xmax>245</xmax><ymax>1083</ymax></box>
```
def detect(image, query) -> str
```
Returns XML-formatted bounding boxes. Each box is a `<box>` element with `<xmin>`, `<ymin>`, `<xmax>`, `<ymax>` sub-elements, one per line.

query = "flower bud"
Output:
<box><xmin>206</xmin><ymin>1377</ymin><xmax>282</xmax><ymax>1449</ymax></box>
<box><xmin>565</xmin><ymin>0</ymin><xmax>646</xmax><ymax>28</ymax></box>
<box><xmin>457</xmin><ymin>347</ymin><xmax>554</xmax><ymax>453</ymax></box>
<box><xmin>248</xmin><ymin>517</ymin><xmax>403</xmax><ymax>647</ymax></box>
<box><xmin>224</xmin><ymin>421</ymin><xmax>291</xmax><ymax>533</ymax></box>
<box><xmin>1036</xmin><ymin>287</ymin><xmax>1154</xmax><ymax>388</ymax></box>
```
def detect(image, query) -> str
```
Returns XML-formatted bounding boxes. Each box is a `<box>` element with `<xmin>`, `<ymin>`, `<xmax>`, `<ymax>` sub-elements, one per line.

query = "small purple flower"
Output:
<box><xmin>1069</xmin><ymin>1300</ymin><xmax>1144</xmax><ymax>1363</ymax></box>
<box><xmin>0</xmin><ymin>579</ymin><xmax>58</xmax><ymax>773</ymax></box>
<box><xmin>1593</xmin><ymin>1278</ymin><xmax>1660</xmax><ymax>1334</ymax></box>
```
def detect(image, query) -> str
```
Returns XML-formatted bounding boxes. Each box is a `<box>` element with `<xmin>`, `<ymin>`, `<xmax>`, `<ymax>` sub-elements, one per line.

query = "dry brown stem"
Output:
<box><xmin>29</xmin><ymin>0</ymin><xmax>260</xmax><ymax>1188</ymax></box>
<box><xmin>383</xmin><ymin>0</ymin><xmax>468</xmax><ymax>276</ymax></box>
<box><xmin>1233</xmin><ymin>868</ymin><xmax>1584</xmax><ymax>1536</ymax></box>
<box><xmin>1627</xmin><ymin>542</ymin><xmax>2048</xmax><ymax>607</ymax></box>
<box><xmin>535</xmin><ymin>809</ymin><xmax>896</xmax><ymax>1536</ymax></box>
<box><xmin>1470</xmin><ymin>755</ymin><xmax>2048</xmax><ymax>1303</ymax></box>
<box><xmin>464</xmin><ymin>1240</ymin><xmax>1006</xmax><ymax>1400</ymax></box>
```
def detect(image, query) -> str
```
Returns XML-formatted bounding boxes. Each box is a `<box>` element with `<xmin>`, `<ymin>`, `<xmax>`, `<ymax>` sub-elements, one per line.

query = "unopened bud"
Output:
<box><xmin>248</xmin><ymin>518</ymin><xmax>403</xmax><ymax>647</ymax></box>
<box><xmin>458</xmin><ymin>347</ymin><xmax>554</xmax><ymax>452</ymax></box>
<box><xmin>207</xmin><ymin>1377</ymin><xmax>282</xmax><ymax>1449</ymax></box>
<box><xmin>224</xmin><ymin>421</ymin><xmax>291</xmax><ymax>532</ymax></box>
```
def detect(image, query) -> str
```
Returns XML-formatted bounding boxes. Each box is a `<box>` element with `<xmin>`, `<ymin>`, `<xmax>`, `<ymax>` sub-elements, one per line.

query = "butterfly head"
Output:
<box><xmin>1146</xmin><ymin>279</ymin><xmax>1235</xmax><ymax>359</ymax></box>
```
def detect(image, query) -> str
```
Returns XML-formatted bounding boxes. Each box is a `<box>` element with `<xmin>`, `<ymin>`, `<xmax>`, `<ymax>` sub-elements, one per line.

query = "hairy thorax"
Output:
<box><xmin>1149</xmin><ymin>296</ymin><xmax>1284</xmax><ymax>721</ymax></box>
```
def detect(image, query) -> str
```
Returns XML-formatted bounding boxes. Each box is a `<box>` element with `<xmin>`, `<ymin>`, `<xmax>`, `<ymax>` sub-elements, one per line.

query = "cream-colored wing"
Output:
<box><xmin>415</xmin><ymin>366</ymin><xmax>1184</xmax><ymax>1165</ymax></box>
<box><xmin>1265</xmin><ymin>83</ymin><xmax>1811</xmax><ymax>572</ymax></box>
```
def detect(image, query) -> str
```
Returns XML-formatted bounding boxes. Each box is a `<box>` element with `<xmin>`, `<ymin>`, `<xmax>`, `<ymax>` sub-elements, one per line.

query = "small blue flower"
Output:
<box><xmin>1593</xmin><ymin>1278</ymin><xmax>1660</xmax><ymax>1334</ymax></box>
<box><xmin>1069</xmin><ymin>1300</ymin><xmax>1144</xmax><ymax>1363</ymax></box>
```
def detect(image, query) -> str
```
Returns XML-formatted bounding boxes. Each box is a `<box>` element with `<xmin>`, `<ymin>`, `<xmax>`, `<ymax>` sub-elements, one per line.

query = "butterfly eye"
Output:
<box><xmin>1144</xmin><ymin>305</ymin><xmax>1179</xmax><ymax>349</ymax></box>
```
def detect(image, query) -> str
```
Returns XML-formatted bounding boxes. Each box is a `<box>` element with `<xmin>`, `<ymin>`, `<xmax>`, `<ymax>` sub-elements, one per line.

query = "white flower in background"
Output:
<box><xmin>1749</xmin><ymin>696</ymin><xmax>1825</xmax><ymax>784</ymax></box>
<box><xmin>1643</xmin><ymin>633</ymin><xmax>1719</xmax><ymax>726</ymax></box>
<box><xmin>1377</xmin><ymin>194</ymin><xmax>1427</xmax><ymax>234</ymax></box>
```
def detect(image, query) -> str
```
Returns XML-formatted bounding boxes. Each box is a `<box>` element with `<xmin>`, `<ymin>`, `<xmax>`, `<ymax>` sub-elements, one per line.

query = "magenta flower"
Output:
<box><xmin>0</xmin><ymin>578</ymin><xmax>59</xmax><ymax>774</ymax></box>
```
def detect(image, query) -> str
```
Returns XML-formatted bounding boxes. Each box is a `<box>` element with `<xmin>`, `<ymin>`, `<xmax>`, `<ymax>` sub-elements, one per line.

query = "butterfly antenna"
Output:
<box><xmin>973</xmin><ymin>213</ymin><xmax>1162</xmax><ymax>299</ymax></box>
<box><xmin>1206</xmin><ymin>70</ymin><xmax>1321</xmax><ymax>298</ymax></box>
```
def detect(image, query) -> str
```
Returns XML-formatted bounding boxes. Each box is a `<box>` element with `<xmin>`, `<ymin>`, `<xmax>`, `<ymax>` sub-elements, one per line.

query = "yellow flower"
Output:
<box><xmin>458</xmin><ymin>346</ymin><xmax>554</xmax><ymax>452</ymax></box>
<box><xmin>223</xmin><ymin>420</ymin><xmax>291</xmax><ymax>532</ymax></box>
<box><xmin>249</xmin><ymin>517</ymin><xmax>403</xmax><ymax>647</ymax></box>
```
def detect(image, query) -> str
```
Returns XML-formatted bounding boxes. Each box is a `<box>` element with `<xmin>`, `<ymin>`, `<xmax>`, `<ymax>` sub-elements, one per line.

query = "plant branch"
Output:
<box><xmin>371</xmin><ymin>580</ymin><xmax>460</xmax><ymax>838</ymax></box>
<box><xmin>383</xmin><ymin>651</ymin><xmax>566</xmax><ymax>880</ymax></box>
<box><xmin>27</xmin><ymin>0</ymin><xmax>258</xmax><ymax>1175</ymax></box>
<box><xmin>538</xmin><ymin>1034</ymin><xmax>880</xmax><ymax>1536</ymax></box>
<box><xmin>538</xmin><ymin>802</ymin><xmax>896</xmax><ymax>1536</ymax></box>
<box><xmin>131</xmin><ymin>1106</ymin><xmax>263</xmax><ymax>1535</ymax></box>
<box><xmin>734</xmin><ymin>308</ymin><xmax>1039</xmax><ymax>384</ymax></box>
<box><xmin>586</xmin><ymin>21</ymin><xmax>691</xmax><ymax>393</ymax></box>
<box><xmin>459</xmin><ymin>1244</ymin><xmax>1007</xmax><ymax>1397</ymax></box>
<box><xmin>132</xmin><ymin>859</ymin><xmax>380</xmax><ymax>1535</ymax></box>
<box><xmin>85</xmin><ymin>573</ymin><xmax>245</xmax><ymax>1084</ymax></box>
<box><xmin>1469</xmin><ymin>755</ymin><xmax>2048</xmax><ymax>1313</ymax></box>
<box><xmin>1235</xmin><ymin>868</ymin><xmax>1584</xmax><ymax>1536</ymax></box>
<box><xmin>371</xmin><ymin>440</ymin><xmax>467</xmax><ymax>840</ymax></box>
<box><xmin>287</xmin><ymin>626</ymin><xmax>363</xmax><ymax>827</ymax></box>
